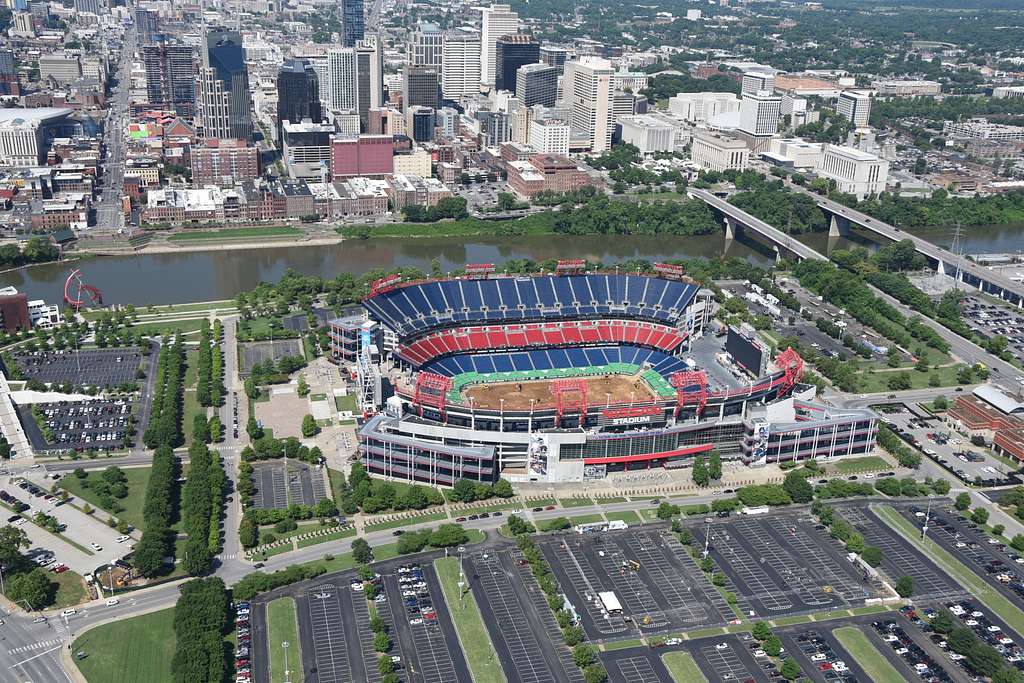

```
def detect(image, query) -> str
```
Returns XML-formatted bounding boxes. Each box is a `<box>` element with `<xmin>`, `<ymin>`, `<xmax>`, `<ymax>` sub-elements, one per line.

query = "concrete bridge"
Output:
<box><xmin>792</xmin><ymin>186</ymin><xmax>1024</xmax><ymax>307</ymax></box>
<box><xmin>687</xmin><ymin>188</ymin><xmax>827</xmax><ymax>262</ymax></box>
<box><xmin>689</xmin><ymin>185</ymin><xmax>1024</xmax><ymax>308</ymax></box>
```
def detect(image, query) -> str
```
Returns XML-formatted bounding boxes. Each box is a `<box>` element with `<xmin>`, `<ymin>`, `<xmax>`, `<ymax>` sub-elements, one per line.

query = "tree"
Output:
<box><xmin>861</xmin><ymin>546</ymin><xmax>883</xmax><ymax>567</ymax></box>
<box><xmin>506</xmin><ymin>515</ymin><xmax>535</xmax><ymax>535</ymax></box>
<box><xmin>692</xmin><ymin>457</ymin><xmax>709</xmax><ymax>487</ymax></box>
<box><xmin>967</xmin><ymin>645</ymin><xmax>1006</xmax><ymax>677</ymax></box>
<box><xmin>783</xmin><ymin>470</ymin><xmax>814</xmax><ymax>504</ymax></box>
<box><xmin>7</xmin><ymin>568</ymin><xmax>53</xmax><ymax>608</ymax></box>
<box><xmin>954</xmin><ymin>492</ymin><xmax>971</xmax><ymax>511</ymax></box>
<box><xmin>1011</xmin><ymin>534</ymin><xmax>1024</xmax><ymax>552</ymax></box>
<box><xmin>780</xmin><ymin>657</ymin><xmax>801</xmax><ymax>681</ymax></box>
<box><xmin>656</xmin><ymin>502</ymin><xmax>679</xmax><ymax>520</ymax></box>
<box><xmin>573</xmin><ymin>644</ymin><xmax>598</xmax><ymax>668</ymax></box>
<box><xmin>933</xmin><ymin>395</ymin><xmax>948</xmax><ymax>410</ymax></box>
<box><xmin>297</xmin><ymin>375</ymin><xmax>309</xmax><ymax>397</ymax></box>
<box><xmin>993</xmin><ymin>524</ymin><xmax>1005</xmax><ymax>536</ymax></box>
<box><xmin>246</xmin><ymin>414</ymin><xmax>263</xmax><ymax>440</ymax></box>
<box><xmin>972</xmin><ymin>507</ymin><xmax>990</xmax><ymax>525</ymax></box>
<box><xmin>301</xmin><ymin>414</ymin><xmax>319</xmax><ymax>437</ymax></box>
<box><xmin>764</xmin><ymin>635</ymin><xmax>782</xmax><ymax>657</ymax></box>
<box><xmin>450</xmin><ymin>478</ymin><xmax>478</xmax><ymax>503</ymax></box>
<box><xmin>752</xmin><ymin>621</ymin><xmax>772</xmax><ymax>641</ymax></box>
<box><xmin>0</xmin><ymin>525</ymin><xmax>30</xmax><ymax>566</ymax></box>
<box><xmin>429</xmin><ymin>524</ymin><xmax>469</xmax><ymax>548</ymax></box>
<box><xmin>492</xmin><ymin>478</ymin><xmax>514</xmax><ymax>498</ymax></box>
<box><xmin>895</xmin><ymin>575</ymin><xmax>914</xmax><ymax>598</ymax></box>
<box><xmin>351</xmin><ymin>538</ymin><xmax>372</xmax><ymax>564</ymax></box>
<box><xmin>582</xmin><ymin>664</ymin><xmax>608</xmax><ymax>683</ymax></box>
<box><xmin>930</xmin><ymin>609</ymin><xmax>955</xmax><ymax>634</ymax></box>
<box><xmin>708</xmin><ymin>450</ymin><xmax>722</xmax><ymax>480</ymax></box>
<box><xmin>379</xmin><ymin>654</ymin><xmax>395</xmax><ymax>675</ymax></box>
<box><xmin>373</xmin><ymin>631</ymin><xmax>391</xmax><ymax>652</ymax></box>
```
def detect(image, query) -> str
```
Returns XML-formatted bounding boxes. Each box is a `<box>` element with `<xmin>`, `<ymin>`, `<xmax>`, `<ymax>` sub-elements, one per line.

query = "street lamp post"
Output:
<box><xmin>282</xmin><ymin>640</ymin><xmax>290</xmax><ymax>683</ymax></box>
<box><xmin>922</xmin><ymin>495</ymin><xmax>934</xmax><ymax>540</ymax></box>
<box><xmin>702</xmin><ymin>518</ymin><xmax>712</xmax><ymax>559</ymax></box>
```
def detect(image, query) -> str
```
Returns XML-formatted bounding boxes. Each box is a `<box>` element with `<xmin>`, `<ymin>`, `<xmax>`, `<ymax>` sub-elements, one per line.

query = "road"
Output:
<box><xmin>94</xmin><ymin>27</ymin><xmax>135</xmax><ymax>232</ymax></box>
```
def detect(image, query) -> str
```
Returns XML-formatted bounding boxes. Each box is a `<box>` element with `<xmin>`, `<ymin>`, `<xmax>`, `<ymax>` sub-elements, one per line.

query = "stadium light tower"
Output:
<box><xmin>702</xmin><ymin>518</ymin><xmax>712</xmax><ymax>559</ymax></box>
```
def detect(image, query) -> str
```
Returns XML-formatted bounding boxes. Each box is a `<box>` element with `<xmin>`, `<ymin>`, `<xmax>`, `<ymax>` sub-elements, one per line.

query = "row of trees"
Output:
<box><xmin>0</xmin><ymin>526</ymin><xmax>56</xmax><ymax>609</ymax></box>
<box><xmin>551</xmin><ymin>194</ymin><xmax>720</xmax><ymax>236</ymax></box>
<box><xmin>813</xmin><ymin>504</ymin><xmax>884</xmax><ymax>569</ymax></box>
<box><xmin>180</xmin><ymin>423</ymin><xmax>226</xmax><ymax>576</ymax></box>
<box><xmin>400</xmin><ymin>196</ymin><xmax>469</xmax><ymax>222</ymax></box>
<box><xmin>336</xmin><ymin>463</ymin><xmax>446</xmax><ymax>515</ymax></box>
<box><xmin>0</xmin><ymin>237</ymin><xmax>60</xmax><ymax>268</ymax></box>
<box><xmin>132</xmin><ymin>445</ymin><xmax>178</xmax><ymax>577</ymax></box>
<box><xmin>792</xmin><ymin>260</ymin><xmax>950</xmax><ymax>354</ymax></box>
<box><xmin>393</xmin><ymin>524</ymin><xmax>470</xmax><ymax>554</ymax></box>
<box><xmin>195</xmin><ymin>320</ymin><xmax>224</xmax><ymax>408</ymax></box>
<box><xmin>143</xmin><ymin>337</ymin><xmax>185</xmax><ymax>449</ymax></box>
<box><xmin>170</xmin><ymin>577</ymin><xmax>229</xmax><ymax>683</ymax></box>
<box><xmin>876</xmin><ymin>425</ymin><xmax>924</xmax><ymax>469</ymax></box>
<box><xmin>929</xmin><ymin>607</ymin><xmax>1023</xmax><ymax>682</ymax></box>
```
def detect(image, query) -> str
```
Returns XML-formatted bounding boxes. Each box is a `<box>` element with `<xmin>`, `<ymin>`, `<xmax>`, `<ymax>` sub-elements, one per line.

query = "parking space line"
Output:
<box><xmin>305</xmin><ymin>584</ymin><xmax>353</xmax><ymax>683</ymax></box>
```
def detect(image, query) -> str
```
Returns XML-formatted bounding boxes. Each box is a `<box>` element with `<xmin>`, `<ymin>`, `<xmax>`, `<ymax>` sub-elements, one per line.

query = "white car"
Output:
<box><xmin>715</xmin><ymin>642</ymin><xmax>728</xmax><ymax>650</ymax></box>
<box><xmin>350</xmin><ymin>581</ymin><xmax>364</xmax><ymax>591</ymax></box>
<box><xmin>105</xmin><ymin>598</ymin><xmax>119</xmax><ymax>606</ymax></box>
<box><xmin>60</xmin><ymin>609</ymin><xmax>76</xmax><ymax>618</ymax></box>
<box><xmin>115</xmin><ymin>536</ymin><xmax>130</xmax><ymax>544</ymax></box>
<box><xmin>90</xmin><ymin>543</ymin><xmax>102</xmax><ymax>551</ymax></box>
<box><xmin>410</xmin><ymin>618</ymin><xmax>423</xmax><ymax>625</ymax></box>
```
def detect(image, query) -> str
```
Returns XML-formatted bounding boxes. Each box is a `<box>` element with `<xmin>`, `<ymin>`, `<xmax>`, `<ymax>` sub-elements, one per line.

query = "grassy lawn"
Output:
<box><xmin>596</xmin><ymin>496</ymin><xmax>628</xmax><ymax>504</ymax></box>
<box><xmin>365</xmin><ymin>511</ymin><xmax>449</xmax><ymax>532</ymax></box>
<box><xmin>183</xmin><ymin>390</ymin><xmax>206</xmax><ymax>446</ymax></box>
<box><xmin>606</xmin><ymin>510</ymin><xmax>641</xmax><ymax>525</ymax></box>
<box><xmin>831</xmin><ymin>455</ymin><xmax>890</xmax><ymax>474</ymax></box>
<box><xmin>61</xmin><ymin>467</ymin><xmax>152</xmax><ymax>531</ymax></box>
<box><xmin>258</xmin><ymin>520</ymin><xmax>325</xmax><ymax>545</ymax></box>
<box><xmin>858</xmin><ymin>364</ymin><xmax>964</xmax><ymax>393</ymax></box>
<box><xmin>52</xmin><ymin>571</ymin><xmax>87</xmax><ymax>609</ymax></box>
<box><xmin>639</xmin><ymin>508</ymin><xmax>660</xmax><ymax>521</ymax></box>
<box><xmin>662</xmin><ymin>651</ymin><xmax>707</xmax><ymax>683</ymax></box>
<box><xmin>140</xmin><ymin>300</ymin><xmax>235</xmax><ymax>314</ymax></box>
<box><xmin>168</xmin><ymin>226</ymin><xmax>303</xmax><ymax>242</ymax></box>
<box><xmin>338</xmin><ymin>213</ymin><xmax>557</xmax><ymax>239</ymax></box>
<box><xmin>559</xmin><ymin>497</ymin><xmax>595</xmax><ymax>508</ymax></box>
<box><xmin>73</xmin><ymin>608</ymin><xmax>176</xmax><ymax>683</ymax></box>
<box><xmin>335</xmin><ymin>393</ymin><xmax>357</xmax><ymax>412</ymax></box>
<box><xmin>435</xmin><ymin>557</ymin><xmax>507</xmax><ymax>683</ymax></box>
<box><xmin>873</xmin><ymin>504</ymin><xmax>1024</xmax><ymax>636</ymax></box>
<box><xmin>129</xmin><ymin>318</ymin><xmax>209</xmax><ymax>336</ymax></box>
<box><xmin>603</xmin><ymin>638</ymin><xmax>644</xmax><ymax>651</ymax></box>
<box><xmin>833</xmin><ymin>626</ymin><xmax>905</xmax><ymax>683</ymax></box>
<box><xmin>569</xmin><ymin>513</ymin><xmax>605</xmax><ymax>525</ymax></box>
<box><xmin>183</xmin><ymin>348</ymin><xmax>199</xmax><ymax>388</ymax></box>
<box><xmin>296</xmin><ymin>528</ymin><xmax>357</xmax><ymax>549</ymax></box>
<box><xmin>267</xmin><ymin>597</ymin><xmax>301</xmax><ymax>683</ymax></box>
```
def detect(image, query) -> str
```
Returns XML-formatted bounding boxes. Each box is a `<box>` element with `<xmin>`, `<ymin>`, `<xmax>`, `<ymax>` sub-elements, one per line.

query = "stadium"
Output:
<box><xmin>338</xmin><ymin>261</ymin><xmax>879</xmax><ymax>486</ymax></box>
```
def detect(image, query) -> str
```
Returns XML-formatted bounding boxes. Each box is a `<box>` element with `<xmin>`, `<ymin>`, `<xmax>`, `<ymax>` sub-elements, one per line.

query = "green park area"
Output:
<box><xmin>833</xmin><ymin>626</ymin><xmax>905</xmax><ymax>683</ymax></box>
<box><xmin>831</xmin><ymin>455</ymin><xmax>890</xmax><ymax>474</ymax></box>
<box><xmin>435</xmin><ymin>557</ymin><xmax>507</xmax><ymax>683</ymax></box>
<box><xmin>73</xmin><ymin>609</ymin><xmax>177</xmax><ymax>683</ymax></box>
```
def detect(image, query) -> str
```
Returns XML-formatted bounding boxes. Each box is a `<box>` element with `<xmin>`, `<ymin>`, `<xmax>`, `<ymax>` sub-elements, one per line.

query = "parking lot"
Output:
<box><xmin>17</xmin><ymin>398</ymin><xmax>134</xmax><ymax>453</ymax></box>
<box><xmin>705</xmin><ymin>513</ymin><xmax>878</xmax><ymax>618</ymax></box>
<box><xmin>239</xmin><ymin>339</ymin><xmax>303</xmax><ymax>375</ymax></box>
<box><xmin>945</xmin><ymin>599</ymin><xmax>1024</xmax><ymax>675</ymax></box>
<box><xmin>962</xmin><ymin>294</ymin><xmax>1024</xmax><ymax>365</ymax></box>
<box><xmin>11</xmin><ymin>348</ymin><xmax>141</xmax><ymax>388</ymax></box>
<box><xmin>877</xmin><ymin>403</ymin><xmax>1016</xmax><ymax>484</ymax></box>
<box><xmin>782</xmin><ymin>627</ymin><xmax>866</xmax><ymax>682</ymax></box>
<box><xmin>250</xmin><ymin>460</ymin><xmax>328</xmax><ymax>510</ymax></box>
<box><xmin>276</xmin><ymin>561</ymin><xmax>470</xmax><ymax>683</ymax></box>
<box><xmin>896</xmin><ymin>504</ymin><xmax>1024</xmax><ymax>613</ymax></box>
<box><xmin>840</xmin><ymin>505</ymin><xmax>964</xmax><ymax>601</ymax></box>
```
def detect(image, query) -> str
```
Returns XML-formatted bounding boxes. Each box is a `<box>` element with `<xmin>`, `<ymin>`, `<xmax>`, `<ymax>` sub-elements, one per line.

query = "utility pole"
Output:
<box><xmin>922</xmin><ymin>495</ymin><xmax>934</xmax><ymax>540</ymax></box>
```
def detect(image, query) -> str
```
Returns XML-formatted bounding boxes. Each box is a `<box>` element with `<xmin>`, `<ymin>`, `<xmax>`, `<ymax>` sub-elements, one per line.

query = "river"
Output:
<box><xmin>2</xmin><ymin>223</ymin><xmax>1022</xmax><ymax>306</ymax></box>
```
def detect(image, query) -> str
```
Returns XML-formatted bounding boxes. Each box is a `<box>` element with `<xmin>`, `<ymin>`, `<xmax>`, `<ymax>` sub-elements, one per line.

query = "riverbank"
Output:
<box><xmin>85</xmin><ymin>233</ymin><xmax>347</xmax><ymax>256</ymax></box>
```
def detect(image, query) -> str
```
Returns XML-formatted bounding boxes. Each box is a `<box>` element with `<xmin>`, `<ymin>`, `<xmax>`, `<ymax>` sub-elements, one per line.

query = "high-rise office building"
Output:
<box><xmin>741</xmin><ymin>71</ymin><xmax>774</xmax><ymax>95</ymax></box>
<box><xmin>495</xmin><ymin>34</ymin><xmax>539</xmax><ymax>93</ymax></box>
<box><xmin>404</xmin><ymin>65</ymin><xmax>440</xmax><ymax>110</ymax></box>
<box><xmin>837</xmin><ymin>90</ymin><xmax>871</xmax><ymax>127</ymax></box>
<box><xmin>277</xmin><ymin>59</ymin><xmax>322</xmax><ymax>139</ymax></box>
<box><xmin>409</xmin><ymin>106</ymin><xmax>435</xmax><ymax>142</ymax></box>
<box><xmin>480</xmin><ymin>4</ymin><xmax>519</xmax><ymax>87</ymax></box>
<box><xmin>476</xmin><ymin>110</ymin><xmax>509</xmax><ymax>146</ymax></box>
<box><xmin>564</xmin><ymin>56</ymin><xmax>613</xmax><ymax>153</ymax></box>
<box><xmin>327</xmin><ymin>48</ymin><xmax>357</xmax><ymax>111</ymax></box>
<box><xmin>143</xmin><ymin>40</ymin><xmax>195</xmax><ymax>117</ymax></box>
<box><xmin>342</xmin><ymin>0</ymin><xmax>364</xmax><ymax>47</ymax></box>
<box><xmin>441</xmin><ymin>29</ymin><xmax>480</xmax><ymax>102</ymax></box>
<box><xmin>738</xmin><ymin>90</ymin><xmax>781</xmax><ymax>136</ymax></box>
<box><xmin>515</xmin><ymin>63</ymin><xmax>557</xmax><ymax>107</ymax></box>
<box><xmin>355</xmin><ymin>35</ymin><xmax>384</xmax><ymax>131</ymax></box>
<box><xmin>73</xmin><ymin>0</ymin><xmax>103</xmax><ymax>15</ymax></box>
<box><xmin>540</xmin><ymin>46</ymin><xmax>569</xmax><ymax>74</ymax></box>
<box><xmin>198</xmin><ymin>27</ymin><xmax>252</xmax><ymax>141</ymax></box>
<box><xmin>134</xmin><ymin>7</ymin><xmax>159</xmax><ymax>44</ymax></box>
<box><xmin>0</xmin><ymin>49</ymin><xmax>16</xmax><ymax>76</ymax></box>
<box><xmin>409</xmin><ymin>22</ymin><xmax>442</xmax><ymax>68</ymax></box>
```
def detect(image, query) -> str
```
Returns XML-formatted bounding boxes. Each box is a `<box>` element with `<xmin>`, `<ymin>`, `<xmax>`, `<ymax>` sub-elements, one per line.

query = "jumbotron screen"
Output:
<box><xmin>726</xmin><ymin>327</ymin><xmax>765</xmax><ymax>375</ymax></box>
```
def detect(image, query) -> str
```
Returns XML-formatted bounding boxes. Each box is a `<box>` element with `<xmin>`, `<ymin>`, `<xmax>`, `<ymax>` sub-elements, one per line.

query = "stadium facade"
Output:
<box><xmin>332</xmin><ymin>264</ymin><xmax>879</xmax><ymax>485</ymax></box>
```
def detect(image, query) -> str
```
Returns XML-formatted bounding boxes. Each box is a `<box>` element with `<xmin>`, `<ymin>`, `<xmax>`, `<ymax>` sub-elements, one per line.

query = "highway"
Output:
<box><xmin>791</xmin><ymin>185</ymin><xmax>1024</xmax><ymax>307</ymax></box>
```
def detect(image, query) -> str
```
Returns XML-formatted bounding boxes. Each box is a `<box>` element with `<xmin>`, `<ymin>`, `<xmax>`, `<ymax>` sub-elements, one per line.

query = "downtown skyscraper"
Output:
<box><xmin>197</xmin><ymin>27</ymin><xmax>252</xmax><ymax>141</ymax></box>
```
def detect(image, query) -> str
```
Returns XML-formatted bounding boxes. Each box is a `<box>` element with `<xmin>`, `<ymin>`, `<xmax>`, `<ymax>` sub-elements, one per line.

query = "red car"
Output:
<box><xmin>545</xmin><ymin>505</ymin><xmax>555</xmax><ymax>510</ymax></box>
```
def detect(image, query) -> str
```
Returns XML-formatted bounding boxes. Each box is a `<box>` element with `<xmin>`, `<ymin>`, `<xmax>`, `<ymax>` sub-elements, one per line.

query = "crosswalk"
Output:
<box><xmin>216</xmin><ymin>553</ymin><xmax>237</xmax><ymax>560</ymax></box>
<box><xmin>8</xmin><ymin>638</ymin><xmax>62</xmax><ymax>655</ymax></box>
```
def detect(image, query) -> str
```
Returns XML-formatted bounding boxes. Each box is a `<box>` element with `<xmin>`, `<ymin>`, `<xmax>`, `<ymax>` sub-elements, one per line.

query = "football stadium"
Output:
<box><xmin>334</xmin><ymin>261</ymin><xmax>879</xmax><ymax>486</ymax></box>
